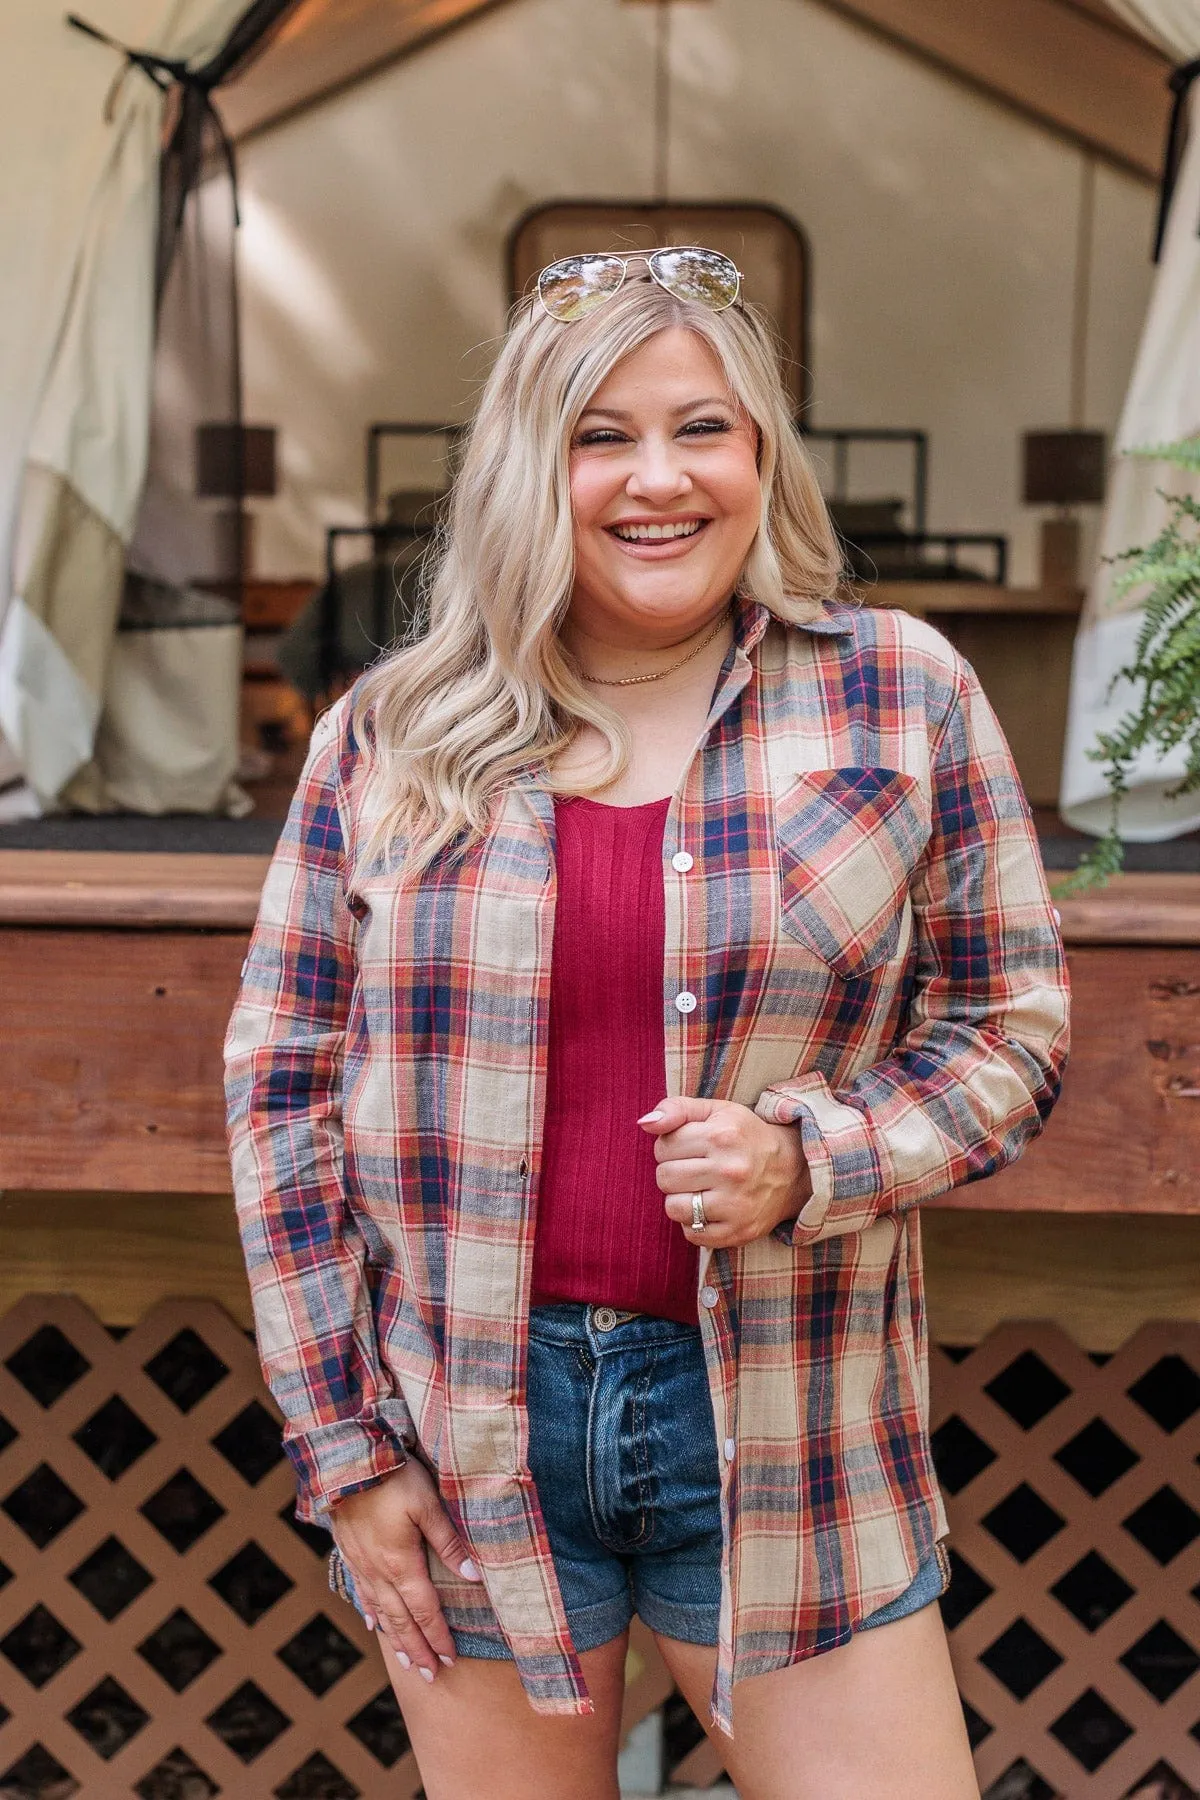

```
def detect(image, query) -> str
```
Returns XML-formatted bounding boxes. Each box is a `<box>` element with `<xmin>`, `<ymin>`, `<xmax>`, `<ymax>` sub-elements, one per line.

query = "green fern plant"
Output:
<box><xmin>1060</xmin><ymin>434</ymin><xmax>1200</xmax><ymax>892</ymax></box>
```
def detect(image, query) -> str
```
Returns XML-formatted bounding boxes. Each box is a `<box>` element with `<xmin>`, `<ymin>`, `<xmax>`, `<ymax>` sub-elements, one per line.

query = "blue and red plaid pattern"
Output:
<box><xmin>226</xmin><ymin>597</ymin><xmax>1069</xmax><ymax>1729</ymax></box>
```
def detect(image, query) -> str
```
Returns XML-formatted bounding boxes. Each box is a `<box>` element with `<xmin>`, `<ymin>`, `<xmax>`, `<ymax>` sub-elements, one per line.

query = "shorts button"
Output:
<box><xmin>674</xmin><ymin>990</ymin><xmax>698</xmax><ymax>1014</ymax></box>
<box><xmin>671</xmin><ymin>851</ymin><xmax>694</xmax><ymax>873</ymax></box>
<box><xmin>592</xmin><ymin>1305</ymin><xmax>618</xmax><ymax>1332</ymax></box>
<box><xmin>724</xmin><ymin>1437</ymin><xmax>736</xmax><ymax>1463</ymax></box>
<box><xmin>700</xmin><ymin>1285</ymin><xmax>720</xmax><ymax>1309</ymax></box>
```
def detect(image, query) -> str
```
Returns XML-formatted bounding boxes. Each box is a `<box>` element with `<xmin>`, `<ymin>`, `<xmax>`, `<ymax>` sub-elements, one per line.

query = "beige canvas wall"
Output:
<box><xmin>235</xmin><ymin>0</ymin><xmax>1157</xmax><ymax>586</ymax></box>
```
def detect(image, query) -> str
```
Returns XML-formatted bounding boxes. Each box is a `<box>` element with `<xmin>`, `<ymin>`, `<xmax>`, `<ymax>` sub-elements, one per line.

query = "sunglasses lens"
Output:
<box><xmin>649</xmin><ymin>247</ymin><xmax>741</xmax><ymax>310</ymax></box>
<box><xmin>537</xmin><ymin>255</ymin><xmax>626</xmax><ymax>322</ymax></box>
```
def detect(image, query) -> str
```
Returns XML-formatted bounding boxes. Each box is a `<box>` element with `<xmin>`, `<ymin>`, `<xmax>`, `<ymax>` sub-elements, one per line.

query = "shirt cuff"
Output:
<box><xmin>755</xmin><ymin>1073</ymin><xmax>881</xmax><ymax>1246</ymax></box>
<box><xmin>286</xmin><ymin>1397</ymin><xmax>417</xmax><ymax>1522</ymax></box>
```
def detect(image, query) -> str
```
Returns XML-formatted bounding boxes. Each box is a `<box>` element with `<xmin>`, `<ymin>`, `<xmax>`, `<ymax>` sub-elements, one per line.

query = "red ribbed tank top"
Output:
<box><xmin>531</xmin><ymin>795</ymin><xmax>699</xmax><ymax>1326</ymax></box>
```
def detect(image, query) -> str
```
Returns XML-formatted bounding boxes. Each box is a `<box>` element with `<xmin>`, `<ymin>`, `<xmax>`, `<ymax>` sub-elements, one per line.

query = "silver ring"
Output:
<box><xmin>691</xmin><ymin>1194</ymin><xmax>707</xmax><ymax>1231</ymax></box>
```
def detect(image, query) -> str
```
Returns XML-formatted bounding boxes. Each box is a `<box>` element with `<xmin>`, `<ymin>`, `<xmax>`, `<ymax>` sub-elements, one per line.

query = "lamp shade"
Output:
<box><xmin>1022</xmin><ymin>430</ymin><xmax>1106</xmax><ymax>507</ymax></box>
<box><xmin>195</xmin><ymin>423</ymin><xmax>278</xmax><ymax>498</ymax></box>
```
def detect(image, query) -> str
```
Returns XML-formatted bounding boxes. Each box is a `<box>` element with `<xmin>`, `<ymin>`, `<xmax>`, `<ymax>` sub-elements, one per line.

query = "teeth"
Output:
<box><xmin>612</xmin><ymin>520</ymin><xmax>704</xmax><ymax>541</ymax></box>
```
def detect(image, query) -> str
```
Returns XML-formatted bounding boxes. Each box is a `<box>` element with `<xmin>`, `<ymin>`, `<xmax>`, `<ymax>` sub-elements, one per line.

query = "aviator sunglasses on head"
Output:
<box><xmin>535</xmin><ymin>246</ymin><xmax>743</xmax><ymax>323</ymax></box>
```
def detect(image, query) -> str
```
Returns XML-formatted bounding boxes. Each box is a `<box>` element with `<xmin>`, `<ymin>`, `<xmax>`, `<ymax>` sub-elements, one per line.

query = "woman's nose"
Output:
<box><xmin>626</xmin><ymin>441</ymin><xmax>692</xmax><ymax>502</ymax></box>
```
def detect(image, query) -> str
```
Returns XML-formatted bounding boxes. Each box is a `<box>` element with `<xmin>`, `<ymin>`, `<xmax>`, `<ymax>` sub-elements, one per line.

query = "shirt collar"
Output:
<box><xmin>736</xmin><ymin>594</ymin><xmax>858</xmax><ymax>650</ymax></box>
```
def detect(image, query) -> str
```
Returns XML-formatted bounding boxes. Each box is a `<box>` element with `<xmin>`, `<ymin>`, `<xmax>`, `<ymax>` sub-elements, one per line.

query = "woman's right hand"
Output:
<box><xmin>330</xmin><ymin>1460</ymin><xmax>484</xmax><ymax>1679</ymax></box>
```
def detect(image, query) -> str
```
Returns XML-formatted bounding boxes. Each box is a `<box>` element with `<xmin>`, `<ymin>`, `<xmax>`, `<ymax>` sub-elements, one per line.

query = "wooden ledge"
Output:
<box><xmin>2</xmin><ymin>855</ymin><xmax>1199</xmax><ymax>945</ymax></box>
<box><xmin>867</xmin><ymin>581</ymin><xmax>1084</xmax><ymax>616</ymax></box>
<box><xmin>0</xmin><ymin>852</ymin><xmax>270</xmax><ymax>930</ymax></box>
<box><xmin>1051</xmin><ymin>873</ymin><xmax>1200</xmax><ymax>946</ymax></box>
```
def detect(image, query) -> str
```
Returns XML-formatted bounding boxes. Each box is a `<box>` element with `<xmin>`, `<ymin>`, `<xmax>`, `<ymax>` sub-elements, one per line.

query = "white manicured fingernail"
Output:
<box><xmin>396</xmin><ymin>1650</ymin><xmax>411</xmax><ymax>1669</ymax></box>
<box><xmin>460</xmin><ymin>1557</ymin><xmax>482</xmax><ymax>1580</ymax></box>
<box><xmin>638</xmin><ymin>1110</ymin><xmax>665</xmax><ymax>1124</ymax></box>
<box><xmin>439</xmin><ymin>1655</ymin><xmax>455</xmax><ymax>1667</ymax></box>
<box><xmin>420</xmin><ymin>1665</ymin><xmax>435</xmax><ymax>1683</ymax></box>
<box><xmin>363</xmin><ymin>1613</ymin><xmax>376</xmax><ymax>1631</ymax></box>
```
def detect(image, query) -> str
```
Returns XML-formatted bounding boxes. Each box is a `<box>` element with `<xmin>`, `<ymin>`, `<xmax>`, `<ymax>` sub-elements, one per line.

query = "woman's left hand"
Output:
<box><xmin>639</xmin><ymin>1096</ymin><xmax>812</xmax><ymax>1247</ymax></box>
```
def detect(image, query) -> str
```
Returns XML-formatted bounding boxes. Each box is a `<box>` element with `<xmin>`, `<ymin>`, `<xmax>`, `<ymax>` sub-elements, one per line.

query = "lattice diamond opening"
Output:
<box><xmin>982</xmin><ymin>1483</ymin><xmax>1066</xmax><ymax>1562</ymax></box>
<box><xmin>985</xmin><ymin>1350</ymin><xmax>1071</xmax><ymax>1430</ymax></box>
<box><xmin>0</xmin><ymin>1605</ymin><xmax>82</xmax><ymax>1688</ymax></box>
<box><xmin>209</xmin><ymin>1540</ymin><xmax>295</xmax><ymax>1624</ymax></box>
<box><xmin>279</xmin><ymin>1502</ymin><xmax>331</xmax><ymax>1558</ymax></box>
<box><xmin>1119</xmin><ymin>1621</ymin><xmax>1200</xmax><ymax>1704</ymax></box>
<box><xmin>276</xmin><ymin>1614</ymin><xmax>364</xmax><ymax>1695</ymax></box>
<box><xmin>1051</xmin><ymin>1551</ymin><xmax>1135</xmax><ymax>1632</ymax></box>
<box><xmin>982</xmin><ymin>1757</ymin><xmax>1055</xmax><ymax>1799</ymax></box>
<box><xmin>940</xmin><ymin>1548</ymin><xmax>994</xmax><ymax>1631</ymax></box>
<box><xmin>1054</xmin><ymin>1417</ymin><xmax>1141</xmax><ymax>1496</ymax></box>
<box><xmin>2</xmin><ymin>1463</ymin><xmax>84</xmax><ymax>1547</ymax></box>
<box><xmin>1127</xmin><ymin>1356</ymin><xmax>1200</xmax><ymax>1435</ymax></box>
<box><xmin>69</xmin><ymin>1535</ymin><xmax>154</xmax><ymax>1619</ymax></box>
<box><xmin>1126</xmin><ymin>1763</ymin><xmax>1196</xmax><ymax>1800</ymax></box>
<box><xmin>66</xmin><ymin>1675</ymin><xmax>150</xmax><ymax>1759</ymax></box>
<box><xmin>980</xmin><ymin>1617</ymin><xmax>1064</xmax><ymax>1699</ymax></box>
<box><xmin>4</xmin><ymin>1324</ymin><xmax>90</xmax><ymax>1408</ymax></box>
<box><xmin>345</xmin><ymin>1686</ymin><xmax>410</xmax><ymax>1767</ymax></box>
<box><xmin>273</xmin><ymin>1750</ymin><xmax>361</xmax><ymax>1798</ymax></box>
<box><xmin>72</xmin><ymin>1393</ymin><xmax>157</xmax><ymax>1479</ymax></box>
<box><xmin>140</xmin><ymin>1468</ymin><xmax>226</xmax><ymax>1551</ymax></box>
<box><xmin>212</xmin><ymin>1400</ymin><xmax>287</xmax><ymax>1485</ymax></box>
<box><xmin>137</xmin><ymin>1609</ymin><xmax>222</xmax><ymax>1693</ymax></box>
<box><xmin>134</xmin><ymin>1747</ymin><xmax>219</xmax><ymax>1799</ymax></box>
<box><xmin>1124</xmin><ymin>1487</ymin><xmax>1200</xmax><ymax>1565</ymax></box>
<box><xmin>143</xmin><ymin>1327</ymin><xmax>229</xmax><ymax>1412</ymax></box>
<box><xmin>1051</xmin><ymin>1688</ymin><xmax>1134</xmax><ymax>1773</ymax></box>
<box><xmin>0</xmin><ymin>1742</ymin><xmax>81</xmax><ymax>1800</ymax></box>
<box><xmin>205</xmin><ymin>1679</ymin><xmax>291</xmax><ymax>1762</ymax></box>
<box><xmin>931</xmin><ymin>1414</ymin><xmax>998</xmax><ymax>1494</ymax></box>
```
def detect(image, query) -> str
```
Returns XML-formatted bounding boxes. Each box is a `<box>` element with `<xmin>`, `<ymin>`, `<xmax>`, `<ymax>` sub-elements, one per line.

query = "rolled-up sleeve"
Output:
<box><xmin>757</xmin><ymin>661</ymin><xmax>1070</xmax><ymax>1245</ymax></box>
<box><xmin>225</xmin><ymin>707</ymin><xmax>413</xmax><ymax>1518</ymax></box>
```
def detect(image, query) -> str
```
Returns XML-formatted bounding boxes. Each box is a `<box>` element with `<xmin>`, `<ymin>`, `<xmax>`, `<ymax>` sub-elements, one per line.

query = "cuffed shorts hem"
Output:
<box><xmin>448</xmin><ymin>1546</ymin><xmax>949</xmax><ymax>1662</ymax></box>
<box><xmin>449</xmin><ymin>1585</ymin><xmax>634</xmax><ymax>1660</ymax></box>
<box><xmin>630</xmin><ymin>1586</ymin><xmax>720</xmax><ymax>1646</ymax></box>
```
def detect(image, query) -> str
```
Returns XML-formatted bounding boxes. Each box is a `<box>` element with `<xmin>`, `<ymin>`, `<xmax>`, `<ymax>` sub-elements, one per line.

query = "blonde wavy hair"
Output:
<box><xmin>352</xmin><ymin>273</ymin><xmax>843</xmax><ymax>872</ymax></box>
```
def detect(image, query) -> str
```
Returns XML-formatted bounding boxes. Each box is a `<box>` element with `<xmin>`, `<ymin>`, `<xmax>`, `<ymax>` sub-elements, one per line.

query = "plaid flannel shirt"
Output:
<box><xmin>226</xmin><ymin>597</ymin><xmax>1069</xmax><ymax>1730</ymax></box>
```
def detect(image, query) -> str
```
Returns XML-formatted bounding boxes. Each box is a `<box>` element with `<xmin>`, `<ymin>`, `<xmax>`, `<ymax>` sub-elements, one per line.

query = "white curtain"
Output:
<box><xmin>0</xmin><ymin>0</ymin><xmax>248</xmax><ymax>817</ymax></box>
<box><xmin>1060</xmin><ymin>0</ymin><xmax>1200</xmax><ymax>838</ymax></box>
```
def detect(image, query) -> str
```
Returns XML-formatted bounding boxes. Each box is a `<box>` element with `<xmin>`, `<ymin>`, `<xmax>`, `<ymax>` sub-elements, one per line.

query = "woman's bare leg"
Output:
<box><xmin>655</xmin><ymin>1604</ymin><xmax>978</xmax><ymax>1800</ymax></box>
<box><xmin>379</xmin><ymin>1631</ymin><xmax>630</xmax><ymax>1800</ymax></box>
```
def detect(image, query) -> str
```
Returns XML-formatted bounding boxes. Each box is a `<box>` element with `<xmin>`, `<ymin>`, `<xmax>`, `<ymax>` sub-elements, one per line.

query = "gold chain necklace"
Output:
<box><xmin>579</xmin><ymin>605</ymin><xmax>732</xmax><ymax>688</ymax></box>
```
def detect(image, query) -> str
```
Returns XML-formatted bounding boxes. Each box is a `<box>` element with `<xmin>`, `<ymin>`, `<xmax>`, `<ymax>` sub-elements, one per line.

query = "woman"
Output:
<box><xmin>226</xmin><ymin>249</ymin><xmax>1069</xmax><ymax>1800</ymax></box>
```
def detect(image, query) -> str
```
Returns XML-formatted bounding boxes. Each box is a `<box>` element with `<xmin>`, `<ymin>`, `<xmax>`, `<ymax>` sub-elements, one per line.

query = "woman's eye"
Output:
<box><xmin>575</xmin><ymin>429</ymin><xmax>627</xmax><ymax>447</ymax></box>
<box><xmin>680</xmin><ymin>417</ymin><xmax>732</xmax><ymax>438</ymax></box>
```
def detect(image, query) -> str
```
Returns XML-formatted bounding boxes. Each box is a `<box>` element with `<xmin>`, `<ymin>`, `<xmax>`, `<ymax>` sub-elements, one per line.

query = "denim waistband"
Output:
<box><xmin>528</xmin><ymin>1301</ymin><xmax>703</xmax><ymax>1350</ymax></box>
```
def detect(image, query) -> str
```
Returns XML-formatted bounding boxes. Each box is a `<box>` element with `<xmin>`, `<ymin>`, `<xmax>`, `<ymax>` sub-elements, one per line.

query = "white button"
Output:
<box><xmin>672</xmin><ymin>851</ymin><xmax>694</xmax><ymax>873</ymax></box>
<box><xmin>700</xmin><ymin>1284</ymin><xmax>720</xmax><ymax>1309</ymax></box>
<box><xmin>724</xmin><ymin>1437</ymin><xmax>736</xmax><ymax>1463</ymax></box>
<box><xmin>675</xmin><ymin>990</ymin><xmax>698</xmax><ymax>1014</ymax></box>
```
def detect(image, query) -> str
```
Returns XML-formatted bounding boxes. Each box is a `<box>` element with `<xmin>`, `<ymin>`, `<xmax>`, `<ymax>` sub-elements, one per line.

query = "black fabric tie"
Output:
<box><xmin>1153</xmin><ymin>54</ymin><xmax>1200</xmax><ymax>263</ymax></box>
<box><xmin>66</xmin><ymin>11</ymin><xmax>241</xmax><ymax>233</ymax></box>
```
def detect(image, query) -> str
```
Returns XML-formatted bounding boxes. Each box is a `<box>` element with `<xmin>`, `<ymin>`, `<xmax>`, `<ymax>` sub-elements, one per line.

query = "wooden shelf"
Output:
<box><xmin>0</xmin><ymin>851</ymin><xmax>270</xmax><ymax>930</ymax></box>
<box><xmin>865</xmin><ymin>581</ymin><xmax>1084</xmax><ymax>615</ymax></box>
<box><xmin>1</xmin><ymin>856</ymin><xmax>1196</xmax><ymax>942</ymax></box>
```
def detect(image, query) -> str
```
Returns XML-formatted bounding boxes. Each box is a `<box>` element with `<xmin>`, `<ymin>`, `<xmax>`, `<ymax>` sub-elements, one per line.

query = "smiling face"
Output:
<box><xmin>566</xmin><ymin>326</ymin><xmax>762</xmax><ymax>650</ymax></box>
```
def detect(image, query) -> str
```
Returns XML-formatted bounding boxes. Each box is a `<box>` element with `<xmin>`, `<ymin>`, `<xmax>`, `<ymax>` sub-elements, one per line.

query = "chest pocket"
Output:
<box><xmin>775</xmin><ymin>767</ymin><xmax>929</xmax><ymax>980</ymax></box>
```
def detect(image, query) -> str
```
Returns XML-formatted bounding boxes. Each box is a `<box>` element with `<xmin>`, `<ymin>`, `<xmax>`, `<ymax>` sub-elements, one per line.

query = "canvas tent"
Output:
<box><xmin>1060</xmin><ymin>0</ymin><xmax>1200</xmax><ymax>839</ymax></box>
<box><xmin>0</xmin><ymin>0</ymin><xmax>1188</xmax><ymax>823</ymax></box>
<box><xmin>0</xmin><ymin>0</ymin><xmax>294</xmax><ymax>820</ymax></box>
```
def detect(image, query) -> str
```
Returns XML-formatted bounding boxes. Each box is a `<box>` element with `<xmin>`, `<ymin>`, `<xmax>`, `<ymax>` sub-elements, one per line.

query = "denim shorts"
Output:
<box><xmin>329</xmin><ymin>1302</ymin><xmax>948</xmax><ymax>1657</ymax></box>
